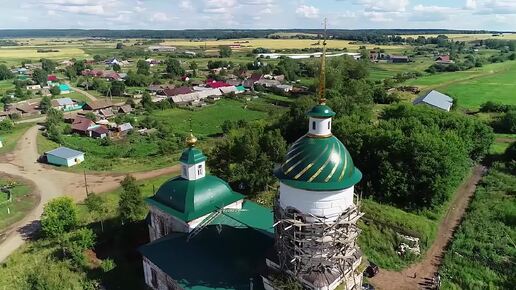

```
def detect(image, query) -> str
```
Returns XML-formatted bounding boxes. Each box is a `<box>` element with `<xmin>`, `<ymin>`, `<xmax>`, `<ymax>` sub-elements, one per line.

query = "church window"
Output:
<box><xmin>182</xmin><ymin>165</ymin><xmax>187</xmax><ymax>177</ymax></box>
<box><xmin>328</xmin><ymin>121</ymin><xmax>331</xmax><ymax>130</ymax></box>
<box><xmin>151</xmin><ymin>268</ymin><xmax>158</xmax><ymax>288</ymax></box>
<box><xmin>197</xmin><ymin>164</ymin><xmax>203</xmax><ymax>176</ymax></box>
<box><xmin>312</xmin><ymin>121</ymin><xmax>316</xmax><ymax>130</ymax></box>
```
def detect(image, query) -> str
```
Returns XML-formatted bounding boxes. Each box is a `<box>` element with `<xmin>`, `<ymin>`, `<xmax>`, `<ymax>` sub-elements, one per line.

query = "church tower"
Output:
<box><xmin>266</xmin><ymin>19</ymin><xmax>365</xmax><ymax>290</ymax></box>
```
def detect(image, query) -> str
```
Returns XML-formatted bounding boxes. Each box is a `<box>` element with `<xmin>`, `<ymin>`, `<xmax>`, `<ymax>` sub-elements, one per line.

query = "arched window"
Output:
<box><xmin>328</xmin><ymin>121</ymin><xmax>331</xmax><ymax>130</ymax></box>
<box><xmin>197</xmin><ymin>164</ymin><xmax>203</xmax><ymax>176</ymax></box>
<box><xmin>312</xmin><ymin>121</ymin><xmax>316</xmax><ymax>130</ymax></box>
<box><xmin>182</xmin><ymin>165</ymin><xmax>187</xmax><ymax>177</ymax></box>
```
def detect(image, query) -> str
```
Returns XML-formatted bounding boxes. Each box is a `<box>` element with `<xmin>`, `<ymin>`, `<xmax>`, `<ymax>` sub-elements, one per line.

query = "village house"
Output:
<box><xmin>45</xmin><ymin>147</ymin><xmax>84</xmax><ymax>167</ymax></box>
<box><xmin>51</xmin><ymin>98</ymin><xmax>82</xmax><ymax>111</ymax></box>
<box><xmin>388</xmin><ymin>55</ymin><xmax>410</xmax><ymax>63</ymax></box>
<box><xmin>83</xmin><ymin>100</ymin><xmax>113</xmax><ymax>113</ymax></box>
<box><xmin>90</xmin><ymin>125</ymin><xmax>109</xmax><ymax>139</ymax></box>
<box><xmin>147</xmin><ymin>46</ymin><xmax>176</xmax><ymax>52</ymax></box>
<box><xmin>47</xmin><ymin>75</ymin><xmax>58</xmax><ymax>86</ymax></box>
<box><xmin>5</xmin><ymin>101</ymin><xmax>40</xmax><ymax>118</ymax></box>
<box><xmin>59</xmin><ymin>84</ymin><xmax>71</xmax><ymax>94</ymax></box>
<box><xmin>105</xmin><ymin>57</ymin><xmax>121</xmax><ymax>66</ymax></box>
<box><xmin>26</xmin><ymin>84</ymin><xmax>41</xmax><ymax>91</ymax></box>
<box><xmin>275</xmin><ymin>84</ymin><xmax>294</xmax><ymax>93</ymax></box>
<box><xmin>116</xmin><ymin>104</ymin><xmax>132</xmax><ymax>114</ymax></box>
<box><xmin>243</xmin><ymin>73</ymin><xmax>263</xmax><ymax>88</ymax></box>
<box><xmin>163</xmin><ymin>87</ymin><xmax>194</xmax><ymax>97</ymax></box>
<box><xmin>117</xmin><ymin>123</ymin><xmax>134</xmax><ymax>135</ymax></box>
<box><xmin>71</xmin><ymin>117</ymin><xmax>96</xmax><ymax>136</ymax></box>
<box><xmin>435</xmin><ymin>55</ymin><xmax>454</xmax><ymax>64</ymax></box>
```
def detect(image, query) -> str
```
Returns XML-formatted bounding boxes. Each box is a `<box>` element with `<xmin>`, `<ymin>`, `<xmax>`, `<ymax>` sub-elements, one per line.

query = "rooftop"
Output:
<box><xmin>46</xmin><ymin>146</ymin><xmax>84</xmax><ymax>159</ymax></box>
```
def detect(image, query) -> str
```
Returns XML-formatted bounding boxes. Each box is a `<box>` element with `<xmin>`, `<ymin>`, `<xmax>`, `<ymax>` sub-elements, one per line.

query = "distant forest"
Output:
<box><xmin>0</xmin><ymin>29</ymin><xmax>501</xmax><ymax>40</ymax></box>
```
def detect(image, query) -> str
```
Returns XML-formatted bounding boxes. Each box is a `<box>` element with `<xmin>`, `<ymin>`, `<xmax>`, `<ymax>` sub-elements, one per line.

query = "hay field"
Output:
<box><xmin>0</xmin><ymin>47</ymin><xmax>89</xmax><ymax>65</ymax></box>
<box><xmin>160</xmin><ymin>38</ymin><xmax>408</xmax><ymax>51</ymax></box>
<box><xmin>401</xmin><ymin>33</ymin><xmax>516</xmax><ymax>42</ymax></box>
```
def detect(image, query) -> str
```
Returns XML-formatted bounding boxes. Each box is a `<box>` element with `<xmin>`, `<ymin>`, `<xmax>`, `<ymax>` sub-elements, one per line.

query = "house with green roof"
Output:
<box><xmin>140</xmin><ymin>132</ymin><xmax>274</xmax><ymax>290</ymax></box>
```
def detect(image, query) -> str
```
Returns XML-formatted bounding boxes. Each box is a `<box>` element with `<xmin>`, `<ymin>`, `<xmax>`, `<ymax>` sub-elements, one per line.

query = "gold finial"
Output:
<box><xmin>318</xmin><ymin>17</ymin><xmax>328</xmax><ymax>104</ymax></box>
<box><xmin>186</xmin><ymin>118</ymin><xmax>197</xmax><ymax>147</ymax></box>
<box><xmin>319</xmin><ymin>98</ymin><xmax>327</xmax><ymax>105</ymax></box>
<box><xmin>186</xmin><ymin>130</ymin><xmax>197</xmax><ymax>147</ymax></box>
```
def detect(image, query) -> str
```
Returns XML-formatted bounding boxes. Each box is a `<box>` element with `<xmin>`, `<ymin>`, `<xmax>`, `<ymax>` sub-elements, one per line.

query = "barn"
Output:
<box><xmin>45</xmin><ymin>147</ymin><xmax>85</xmax><ymax>167</ymax></box>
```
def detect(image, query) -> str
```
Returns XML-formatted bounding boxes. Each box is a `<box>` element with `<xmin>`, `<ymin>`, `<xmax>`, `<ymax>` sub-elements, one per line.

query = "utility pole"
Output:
<box><xmin>84</xmin><ymin>170</ymin><xmax>89</xmax><ymax>196</ymax></box>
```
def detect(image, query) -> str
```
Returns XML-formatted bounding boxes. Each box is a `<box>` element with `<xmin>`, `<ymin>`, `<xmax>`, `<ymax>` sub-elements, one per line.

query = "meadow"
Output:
<box><xmin>405</xmin><ymin>61</ymin><xmax>516</xmax><ymax>109</ymax></box>
<box><xmin>400</xmin><ymin>33</ymin><xmax>516</xmax><ymax>41</ymax></box>
<box><xmin>0</xmin><ymin>177</ymin><xmax>37</xmax><ymax>232</ymax></box>
<box><xmin>160</xmin><ymin>38</ymin><xmax>408</xmax><ymax>52</ymax></box>
<box><xmin>440</xmin><ymin>164</ymin><xmax>515</xmax><ymax>289</ymax></box>
<box><xmin>0</xmin><ymin>47</ymin><xmax>89</xmax><ymax>65</ymax></box>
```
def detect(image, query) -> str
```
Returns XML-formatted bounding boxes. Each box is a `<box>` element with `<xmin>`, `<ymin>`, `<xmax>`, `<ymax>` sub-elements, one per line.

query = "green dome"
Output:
<box><xmin>306</xmin><ymin>104</ymin><xmax>336</xmax><ymax>118</ymax></box>
<box><xmin>148</xmin><ymin>176</ymin><xmax>244</xmax><ymax>222</ymax></box>
<box><xmin>274</xmin><ymin>135</ymin><xmax>362</xmax><ymax>191</ymax></box>
<box><xmin>179</xmin><ymin>147</ymin><xmax>207</xmax><ymax>165</ymax></box>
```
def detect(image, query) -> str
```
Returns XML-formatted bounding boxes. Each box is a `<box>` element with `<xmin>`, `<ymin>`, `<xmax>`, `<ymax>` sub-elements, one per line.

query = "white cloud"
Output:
<box><xmin>296</xmin><ymin>5</ymin><xmax>320</xmax><ymax>19</ymax></box>
<box><xmin>475</xmin><ymin>0</ymin><xmax>516</xmax><ymax>15</ymax></box>
<box><xmin>363</xmin><ymin>11</ymin><xmax>395</xmax><ymax>22</ymax></box>
<box><xmin>356</xmin><ymin>0</ymin><xmax>409</xmax><ymax>12</ymax></box>
<box><xmin>151</xmin><ymin>12</ymin><xmax>169</xmax><ymax>22</ymax></box>
<box><xmin>465</xmin><ymin>0</ymin><xmax>477</xmax><ymax>10</ymax></box>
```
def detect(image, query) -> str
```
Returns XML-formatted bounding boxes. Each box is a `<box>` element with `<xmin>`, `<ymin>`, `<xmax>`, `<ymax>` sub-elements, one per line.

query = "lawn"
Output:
<box><xmin>152</xmin><ymin>99</ymin><xmax>269</xmax><ymax>136</ymax></box>
<box><xmin>405</xmin><ymin>61</ymin><xmax>516</xmax><ymax>109</ymax></box>
<box><xmin>0</xmin><ymin>47</ymin><xmax>89</xmax><ymax>65</ymax></box>
<box><xmin>0</xmin><ymin>177</ymin><xmax>37</xmax><ymax>233</ymax></box>
<box><xmin>0</xmin><ymin>79</ymin><xmax>14</xmax><ymax>95</ymax></box>
<box><xmin>0</xmin><ymin>123</ymin><xmax>32</xmax><ymax>155</ymax></box>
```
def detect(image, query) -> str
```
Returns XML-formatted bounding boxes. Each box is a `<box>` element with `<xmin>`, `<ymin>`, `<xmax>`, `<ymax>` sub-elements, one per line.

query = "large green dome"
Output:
<box><xmin>147</xmin><ymin>176</ymin><xmax>243</xmax><ymax>222</ymax></box>
<box><xmin>274</xmin><ymin>135</ymin><xmax>362</xmax><ymax>191</ymax></box>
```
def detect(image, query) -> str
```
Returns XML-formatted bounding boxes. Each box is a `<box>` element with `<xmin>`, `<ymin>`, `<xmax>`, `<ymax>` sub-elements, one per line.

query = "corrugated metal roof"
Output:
<box><xmin>46</xmin><ymin>146</ymin><xmax>84</xmax><ymax>159</ymax></box>
<box><xmin>413</xmin><ymin>90</ymin><xmax>453</xmax><ymax>111</ymax></box>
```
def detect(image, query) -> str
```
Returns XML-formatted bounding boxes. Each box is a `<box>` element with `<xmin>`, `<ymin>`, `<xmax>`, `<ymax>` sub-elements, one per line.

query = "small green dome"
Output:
<box><xmin>274</xmin><ymin>135</ymin><xmax>362</xmax><ymax>191</ymax></box>
<box><xmin>180</xmin><ymin>147</ymin><xmax>207</xmax><ymax>165</ymax></box>
<box><xmin>306</xmin><ymin>104</ymin><xmax>336</xmax><ymax>118</ymax></box>
<box><xmin>149</xmin><ymin>176</ymin><xmax>243</xmax><ymax>222</ymax></box>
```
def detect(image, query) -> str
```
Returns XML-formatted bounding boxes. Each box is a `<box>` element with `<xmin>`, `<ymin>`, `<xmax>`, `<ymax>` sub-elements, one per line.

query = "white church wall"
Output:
<box><xmin>308</xmin><ymin>117</ymin><xmax>331</xmax><ymax>136</ymax></box>
<box><xmin>181</xmin><ymin>161</ymin><xmax>206</xmax><ymax>180</ymax></box>
<box><xmin>279</xmin><ymin>182</ymin><xmax>354</xmax><ymax>221</ymax></box>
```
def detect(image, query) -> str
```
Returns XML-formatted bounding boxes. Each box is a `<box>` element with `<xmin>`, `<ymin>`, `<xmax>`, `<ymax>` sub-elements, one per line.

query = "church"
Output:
<box><xmin>139</xmin><ymin>97</ymin><xmax>364</xmax><ymax>290</ymax></box>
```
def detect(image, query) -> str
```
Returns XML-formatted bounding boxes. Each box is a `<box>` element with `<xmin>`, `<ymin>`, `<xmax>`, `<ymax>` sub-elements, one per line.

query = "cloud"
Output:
<box><xmin>474</xmin><ymin>0</ymin><xmax>516</xmax><ymax>15</ymax></box>
<box><xmin>465</xmin><ymin>0</ymin><xmax>477</xmax><ymax>10</ymax></box>
<box><xmin>151</xmin><ymin>12</ymin><xmax>169</xmax><ymax>22</ymax></box>
<box><xmin>296</xmin><ymin>5</ymin><xmax>320</xmax><ymax>19</ymax></box>
<box><xmin>355</xmin><ymin>0</ymin><xmax>409</xmax><ymax>12</ymax></box>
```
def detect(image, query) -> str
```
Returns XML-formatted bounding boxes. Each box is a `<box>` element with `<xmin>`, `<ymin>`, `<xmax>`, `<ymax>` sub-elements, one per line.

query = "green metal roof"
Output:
<box><xmin>210</xmin><ymin>201</ymin><xmax>274</xmax><ymax>236</ymax></box>
<box><xmin>306</xmin><ymin>104</ymin><xmax>336</xmax><ymax>118</ymax></box>
<box><xmin>179</xmin><ymin>147</ymin><xmax>207</xmax><ymax>165</ymax></box>
<box><xmin>147</xmin><ymin>175</ymin><xmax>244</xmax><ymax>222</ymax></box>
<box><xmin>274</xmin><ymin>135</ymin><xmax>362</xmax><ymax>191</ymax></box>
<box><xmin>236</xmin><ymin>85</ymin><xmax>245</xmax><ymax>92</ymax></box>
<box><xmin>139</xmin><ymin>224</ymin><xmax>272</xmax><ymax>290</ymax></box>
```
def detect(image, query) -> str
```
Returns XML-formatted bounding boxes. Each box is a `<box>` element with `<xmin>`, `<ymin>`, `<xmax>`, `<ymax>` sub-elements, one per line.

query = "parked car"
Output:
<box><xmin>364</xmin><ymin>262</ymin><xmax>379</xmax><ymax>278</ymax></box>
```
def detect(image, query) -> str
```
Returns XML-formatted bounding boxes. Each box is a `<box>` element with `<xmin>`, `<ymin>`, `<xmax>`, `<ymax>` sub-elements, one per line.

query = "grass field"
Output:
<box><xmin>160</xmin><ymin>38</ymin><xmax>408</xmax><ymax>52</ymax></box>
<box><xmin>0</xmin><ymin>47</ymin><xmax>89</xmax><ymax>65</ymax></box>
<box><xmin>0</xmin><ymin>124</ymin><xmax>32</xmax><ymax>155</ymax></box>
<box><xmin>0</xmin><ymin>178</ymin><xmax>37</xmax><ymax>233</ymax></box>
<box><xmin>405</xmin><ymin>61</ymin><xmax>516</xmax><ymax>109</ymax></box>
<box><xmin>400</xmin><ymin>33</ymin><xmax>516</xmax><ymax>42</ymax></box>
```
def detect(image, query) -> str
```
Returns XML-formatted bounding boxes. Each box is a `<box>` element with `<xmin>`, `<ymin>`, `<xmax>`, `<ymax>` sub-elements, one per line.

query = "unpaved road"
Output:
<box><xmin>0</xmin><ymin>125</ymin><xmax>179</xmax><ymax>262</ymax></box>
<box><xmin>69</xmin><ymin>85</ymin><xmax>98</xmax><ymax>101</ymax></box>
<box><xmin>369</xmin><ymin>165</ymin><xmax>486</xmax><ymax>290</ymax></box>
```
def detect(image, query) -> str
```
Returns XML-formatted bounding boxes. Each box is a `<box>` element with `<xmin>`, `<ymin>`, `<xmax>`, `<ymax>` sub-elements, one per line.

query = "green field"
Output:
<box><xmin>406</xmin><ymin>61</ymin><xmax>516</xmax><ymax>109</ymax></box>
<box><xmin>0</xmin><ymin>178</ymin><xmax>37</xmax><ymax>232</ymax></box>
<box><xmin>0</xmin><ymin>124</ymin><xmax>32</xmax><ymax>155</ymax></box>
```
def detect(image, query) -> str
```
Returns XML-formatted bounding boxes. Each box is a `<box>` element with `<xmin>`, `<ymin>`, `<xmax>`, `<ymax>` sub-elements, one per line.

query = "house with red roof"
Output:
<box><xmin>435</xmin><ymin>55</ymin><xmax>454</xmax><ymax>64</ymax></box>
<box><xmin>163</xmin><ymin>87</ymin><xmax>194</xmax><ymax>97</ymax></box>
<box><xmin>205</xmin><ymin>80</ymin><xmax>231</xmax><ymax>89</ymax></box>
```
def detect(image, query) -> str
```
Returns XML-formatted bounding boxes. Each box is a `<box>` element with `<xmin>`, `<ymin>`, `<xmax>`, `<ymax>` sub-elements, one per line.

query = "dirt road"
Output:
<box><xmin>369</xmin><ymin>165</ymin><xmax>485</xmax><ymax>290</ymax></box>
<box><xmin>69</xmin><ymin>85</ymin><xmax>98</xmax><ymax>101</ymax></box>
<box><xmin>0</xmin><ymin>125</ymin><xmax>179</xmax><ymax>262</ymax></box>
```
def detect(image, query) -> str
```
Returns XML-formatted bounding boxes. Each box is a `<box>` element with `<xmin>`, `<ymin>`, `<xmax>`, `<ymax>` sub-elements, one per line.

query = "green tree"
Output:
<box><xmin>112</xmin><ymin>63</ymin><xmax>121</xmax><ymax>72</ymax></box>
<box><xmin>165</xmin><ymin>58</ymin><xmax>185</xmax><ymax>77</ymax></box>
<box><xmin>50</xmin><ymin>86</ymin><xmax>61</xmax><ymax>96</ymax></box>
<box><xmin>189</xmin><ymin>61</ymin><xmax>198</xmax><ymax>77</ymax></box>
<box><xmin>0</xmin><ymin>64</ymin><xmax>13</xmax><ymax>80</ymax></box>
<box><xmin>93</xmin><ymin>55</ymin><xmax>103</xmax><ymax>62</ymax></box>
<box><xmin>118</xmin><ymin>175</ymin><xmax>145</xmax><ymax>223</ymax></box>
<box><xmin>41</xmin><ymin>58</ymin><xmax>56</xmax><ymax>73</ymax></box>
<box><xmin>219</xmin><ymin>45</ymin><xmax>232</xmax><ymax>58</ymax></box>
<box><xmin>84</xmin><ymin>193</ymin><xmax>108</xmax><ymax>232</ymax></box>
<box><xmin>40</xmin><ymin>96</ymin><xmax>52</xmax><ymax>113</ymax></box>
<box><xmin>137</xmin><ymin>60</ymin><xmax>150</xmax><ymax>75</ymax></box>
<box><xmin>110</xmin><ymin>81</ymin><xmax>125</xmax><ymax>96</ymax></box>
<box><xmin>116</xmin><ymin>42</ymin><xmax>124</xmax><ymax>49</ymax></box>
<box><xmin>41</xmin><ymin>197</ymin><xmax>78</xmax><ymax>238</ymax></box>
<box><xmin>32</xmin><ymin>68</ymin><xmax>48</xmax><ymax>86</ymax></box>
<box><xmin>497</xmin><ymin>110</ymin><xmax>516</xmax><ymax>133</ymax></box>
<box><xmin>141</xmin><ymin>91</ymin><xmax>154</xmax><ymax>111</ymax></box>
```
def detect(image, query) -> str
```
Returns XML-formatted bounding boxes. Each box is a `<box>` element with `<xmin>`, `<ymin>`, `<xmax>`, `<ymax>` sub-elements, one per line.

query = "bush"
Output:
<box><xmin>0</xmin><ymin>119</ymin><xmax>14</xmax><ymax>133</ymax></box>
<box><xmin>41</xmin><ymin>197</ymin><xmax>78</xmax><ymax>238</ymax></box>
<box><xmin>494</xmin><ymin>110</ymin><xmax>516</xmax><ymax>133</ymax></box>
<box><xmin>100</xmin><ymin>259</ymin><xmax>116</xmax><ymax>273</ymax></box>
<box><xmin>479</xmin><ymin>101</ymin><xmax>510</xmax><ymax>113</ymax></box>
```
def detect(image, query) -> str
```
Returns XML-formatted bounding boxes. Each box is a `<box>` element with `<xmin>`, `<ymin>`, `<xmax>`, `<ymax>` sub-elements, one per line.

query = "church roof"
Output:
<box><xmin>179</xmin><ymin>147</ymin><xmax>207</xmax><ymax>164</ymax></box>
<box><xmin>147</xmin><ymin>175</ymin><xmax>244</xmax><ymax>222</ymax></box>
<box><xmin>306</xmin><ymin>103</ymin><xmax>335</xmax><ymax>118</ymax></box>
<box><xmin>139</xmin><ymin>201</ymin><xmax>274</xmax><ymax>290</ymax></box>
<box><xmin>274</xmin><ymin>134</ymin><xmax>362</xmax><ymax>191</ymax></box>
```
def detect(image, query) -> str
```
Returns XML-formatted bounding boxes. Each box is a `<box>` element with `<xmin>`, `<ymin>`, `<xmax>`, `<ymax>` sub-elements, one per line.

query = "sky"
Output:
<box><xmin>1</xmin><ymin>0</ymin><xmax>516</xmax><ymax>31</ymax></box>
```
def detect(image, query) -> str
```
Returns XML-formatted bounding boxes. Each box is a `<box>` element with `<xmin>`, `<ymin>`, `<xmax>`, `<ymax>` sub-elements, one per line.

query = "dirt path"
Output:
<box><xmin>69</xmin><ymin>85</ymin><xmax>98</xmax><ymax>101</ymax></box>
<box><xmin>369</xmin><ymin>165</ymin><xmax>486</xmax><ymax>290</ymax></box>
<box><xmin>0</xmin><ymin>125</ymin><xmax>179</xmax><ymax>262</ymax></box>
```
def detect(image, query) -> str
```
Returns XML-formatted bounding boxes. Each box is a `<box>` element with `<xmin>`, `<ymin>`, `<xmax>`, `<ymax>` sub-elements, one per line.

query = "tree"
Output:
<box><xmin>496</xmin><ymin>110</ymin><xmax>516</xmax><ymax>134</ymax></box>
<box><xmin>112</xmin><ymin>63</ymin><xmax>121</xmax><ymax>72</ymax></box>
<box><xmin>41</xmin><ymin>58</ymin><xmax>56</xmax><ymax>73</ymax></box>
<box><xmin>40</xmin><ymin>96</ymin><xmax>52</xmax><ymax>113</ymax></box>
<box><xmin>85</xmin><ymin>193</ymin><xmax>108</xmax><ymax>232</ymax></box>
<box><xmin>41</xmin><ymin>197</ymin><xmax>78</xmax><ymax>238</ymax></box>
<box><xmin>32</xmin><ymin>68</ymin><xmax>48</xmax><ymax>86</ymax></box>
<box><xmin>50</xmin><ymin>86</ymin><xmax>61</xmax><ymax>96</ymax></box>
<box><xmin>141</xmin><ymin>91</ymin><xmax>154</xmax><ymax>111</ymax></box>
<box><xmin>118</xmin><ymin>175</ymin><xmax>145</xmax><ymax>223</ymax></box>
<box><xmin>137</xmin><ymin>60</ymin><xmax>150</xmax><ymax>75</ymax></box>
<box><xmin>93</xmin><ymin>54</ymin><xmax>102</xmax><ymax>62</ymax></box>
<box><xmin>116</xmin><ymin>42</ymin><xmax>124</xmax><ymax>49</ymax></box>
<box><xmin>110</xmin><ymin>81</ymin><xmax>125</xmax><ymax>96</ymax></box>
<box><xmin>0</xmin><ymin>64</ymin><xmax>13</xmax><ymax>80</ymax></box>
<box><xmin>219</xmin><ymin>45</ymin><xmax>232</xmax><ymax>58</ymax></box>
<box><xmin>189</xmin><ymin>61</ymin><xmax>198</xmax><ymax>77</ymax></box>
<box><xmin>165</xmin><ymin>58</ymin><xmax>185</xmax><ymax>77</ymax></box>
